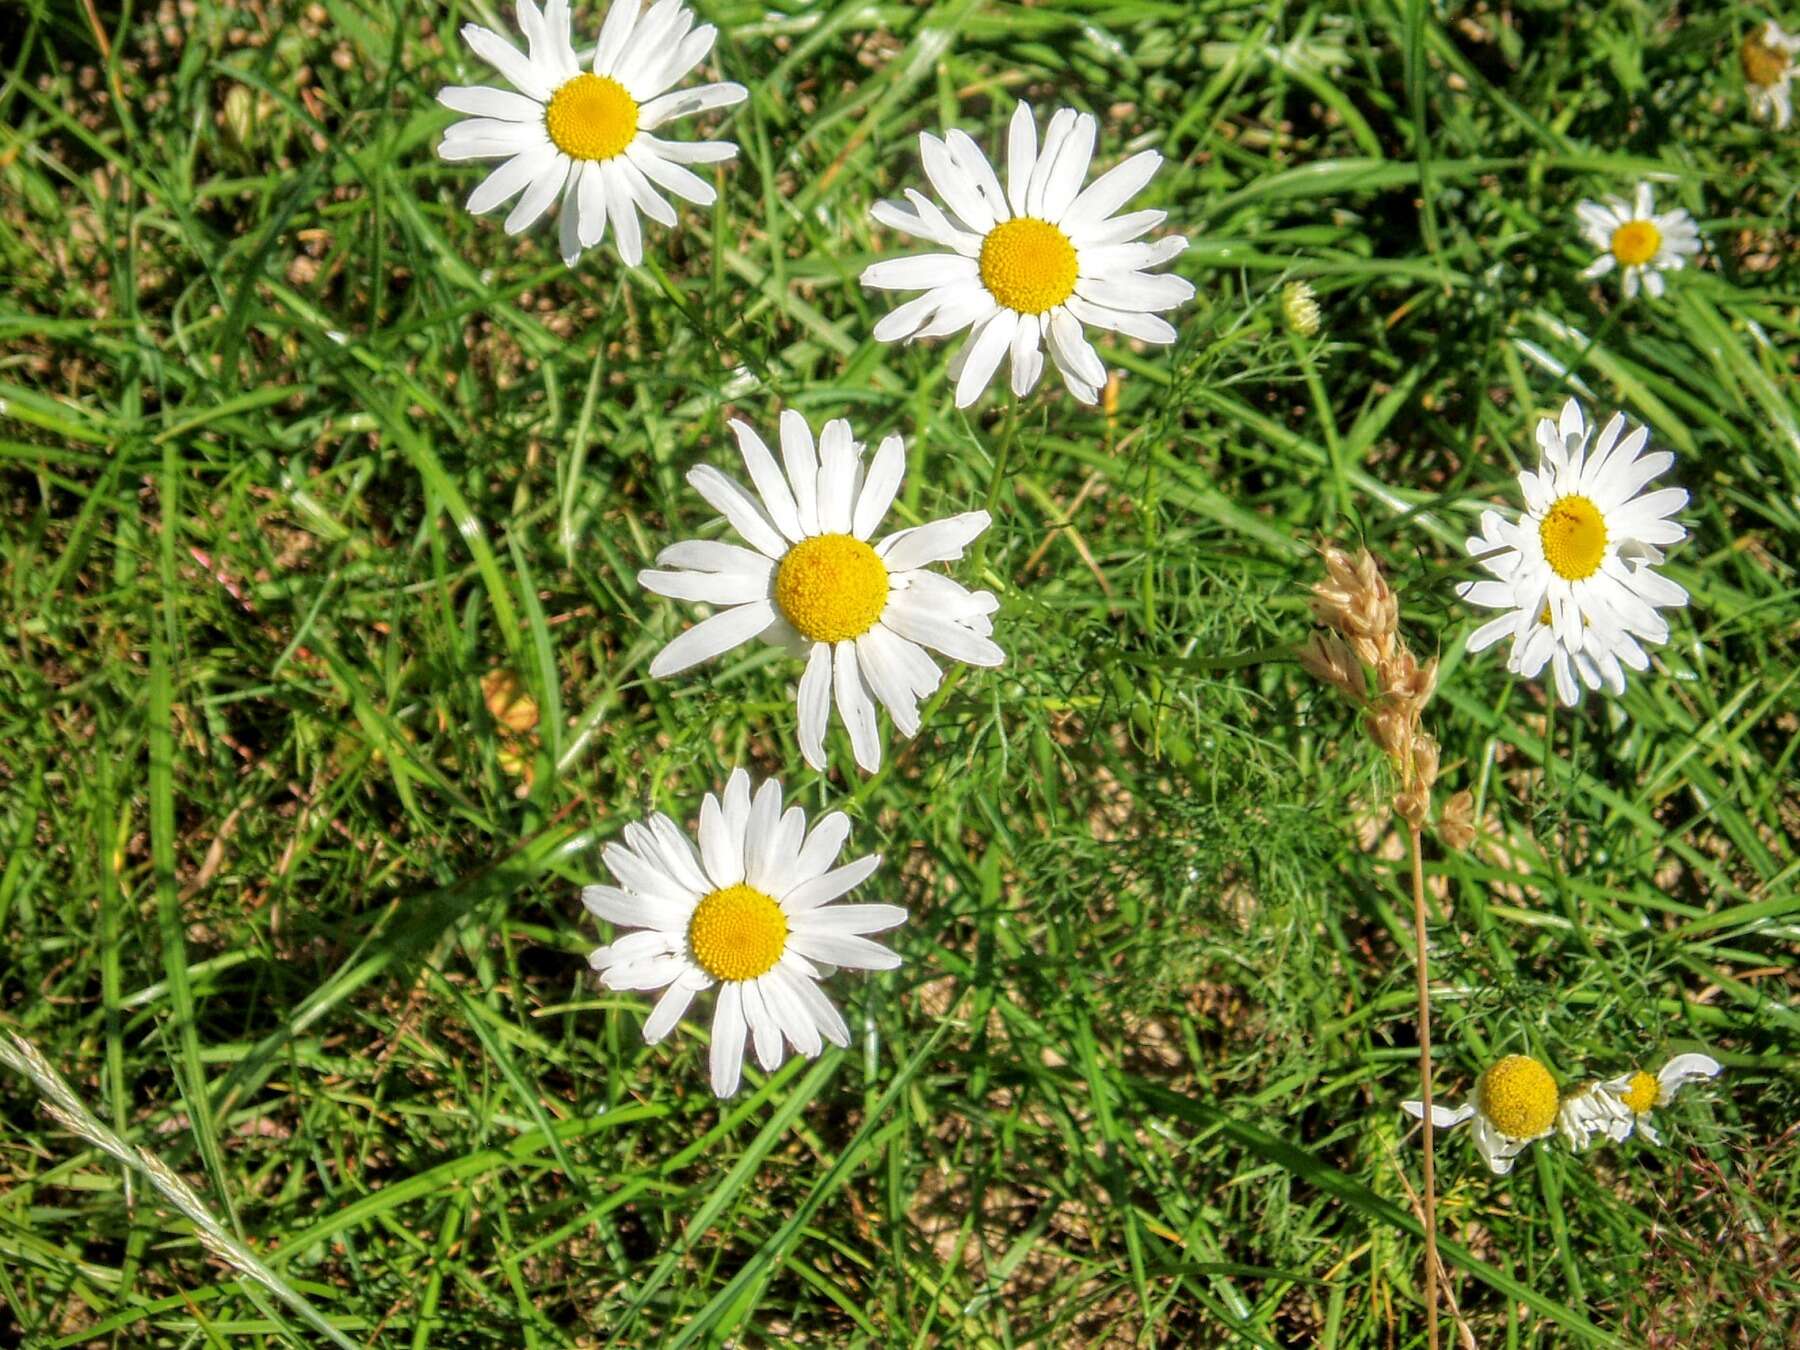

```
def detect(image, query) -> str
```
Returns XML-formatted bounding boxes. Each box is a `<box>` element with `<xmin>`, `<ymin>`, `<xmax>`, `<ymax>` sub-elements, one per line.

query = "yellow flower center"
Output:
<box><xmin>1609</xmin><ymin>220</ymin><xmax>1662</xmax><ymax>268</ymax></box>
<box><xmin>687</xmin><ymin>883</ymin><xmax>788</xmax><ymax>982</ymax></box>
<box><xmin>979</xmin><ymin>217</ymin><xmax>1079</xmax><ymax>315</ymax></box>
<box><xmin>1538</xmin><ymin>604</ymin><xmax>1553</xmax><ymax>627</ymax></box>
<box><xmin>1742</xmin><ymin>34</ymin><xmax>1790</xmax><ymax>88</ymax></box>
<box><xmin>545</xmin><ymin>73</ymin><xmax>639</xmax><ymax>161</ymax></box>
<box><xmin>1538</xmin><ymin>495</ymin><xmax>1608</xmax><ymax>581</ymax></box>
<box><xmin>774</xmin><ymin>534</ymin><xmax>890</xmax><ymax>644</ymax></box>
<box><xmin>1619</xmin><ymin>1070</ymin><xmax>1659</xmax><ymax>1115</ymax></box>
<box><xmin>1478</xmin><ymin>1054</ymin><xmax>1559</xmax><ymax>1139</ymax></box>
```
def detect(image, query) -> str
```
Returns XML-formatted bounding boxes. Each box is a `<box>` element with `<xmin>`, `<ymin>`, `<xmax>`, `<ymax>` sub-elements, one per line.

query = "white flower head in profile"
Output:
<box><xmin>1742</xmin><ymin>21</ymin><xmax>1800</xmax><ymax>130</ymax></box>
<box><xmin>861</xmin><ymin>100</ymin><xmax>1193</xmax><ymax>408</ymax></box>
<box><xmin>436</xmin><ymin>0</ymin><xmax>746</xmax><ymax>266</ymax></box>
<box><xmin>1459</xmin><ymin>398</ymin><xmax>1688</xmax><ymax>707</ymax></box>
<box><xmin>1556</xmin><ymin>1053</ymin><xmax>1722</xmax><ymax>1151</ymax></box>
<box><xmin>1575</xmin><ymin>182</ymin><xmax>1700</xmax><ymax>300</ymax></box>
<box><xmin>585</xmin><ymin>769</ymin><xmax>905</xmax><ymax>1098</ymax></box>
<box><xmin>639</xmin><ymin>411</ymin><xmax>1004</xmax><ymax>773</ymax></box>
<box><xmin>1403</xmin><ymin>1054</ymin><xmax>1559</xmax><ymax>1176</ymax></box>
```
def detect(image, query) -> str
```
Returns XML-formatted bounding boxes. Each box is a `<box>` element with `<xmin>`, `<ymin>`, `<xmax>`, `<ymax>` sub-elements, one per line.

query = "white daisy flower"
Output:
<box><xmin>1458</xmin><ymin>398</ymin><xmax>1689</xmax><ymax>707</ymax></box>
<box><xmin>1556</xmin><ymin>1053</ymin><xmax>1722</xmax><ymax>1151</ymax></box>
<box><xmin>1575</xmin><ymin>182</ymin><xmax>1701</xmax><ymax>300</ymax></box>
<box><xmin>1403</xmin><ymin>1054</ymin><xmax>1559</xmax><ymax>1176</ymax></box>
<box><xmin>436</xmin><ymin>0</ymin><xmax>747</xmax><ymax>267</ymax></box>
<box><xmin>860</xmin><ymin>100</ymin><xmax>1194</xmax><ymax>408</ymax></box>
<box><xmin>638</xmin><ymin>412</ymin><xmax>1004</xmax><ymax>773</ymax></box>
<box><xmin>584</xmin><ymin>768</ymin><xmax>905</xmax><ymax>1098</ymax></box>
<box><xmin>1742</xmin><ymin>22</ymin><xmax>1800</xmax><ymax>130</ymax></box>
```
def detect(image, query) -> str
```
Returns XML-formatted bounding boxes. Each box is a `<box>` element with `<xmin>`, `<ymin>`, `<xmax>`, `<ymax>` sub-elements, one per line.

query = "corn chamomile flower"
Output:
<box><xmin>1458</xmin><ymin>398</ymin><xmax>1688</xmax><ymax>707</ymax></box>
<box><xmin>860</xmin><ymin>101</ymin><xmax>1193</xmax><ymax>408</ymax></box>
<box><xmin>639</xmin><ymin>412</ymin><xmax>1004</xmax><ymax>773</ymax></box>
<box><xmin>437</xmin><ymin>0</ymin><xmax>746</xmax><ymax>267</ymax></box>
<box><xmin>1557</xmin><ymin>1054</ymin><xmax>1722</xmax><ymax>1151</ymax></box>
<box><xmin>1575</xmin><ymin>182</ymin><xmax>1701</xmax><ymax>300</ymax></box>
<box><xmin>584</xmin><ymin>769</ymin><xmax>905</xmax><ymax>1098</ymax></box>
<box><xmin>1742</xmin><ymin>21</ymin><xmax>1800</xmax><ymax>130</ymax></box>
<box><xmin>1403</xmin><ymin>1054</ymin><xmax>1559</xmax><ymax>1176</ymax></box>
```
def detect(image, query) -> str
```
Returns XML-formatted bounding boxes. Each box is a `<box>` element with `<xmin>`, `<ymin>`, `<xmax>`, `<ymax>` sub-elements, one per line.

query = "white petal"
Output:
<box><xmin>728</xmin><ymin>419</ymin><xmax>804</xmax><ymax>543</ymax></box>
<box><xmin>505</xmin><ymin>154</ymin><xmax>571</xmax><ymax>234</ymax></box>
<box><xmin>1061</xmin><ymin>150</ymin><xmax>1162</xmax><ymax>234</ymax></box>
<box><xmin>1040</xmin><ymin>112</ymin><xmax>1097</xmax><ymax>222</ymax></box>
<box><xmin>955</xmin><ymin>309</ymin><xmax>1018</xmax><ymax>407</ymax></box>
<box><xmin>833</xmin><ymin>640</ymin><xmax>883</xmax><ymax>772</ymax></box>
<box><xmin>636</xmin><ymin>567</ymin><xmax>769</xmax><ymax>604</ymax></box>
<box><xmin>642</xmin><ymin>974</ymin><xmax>701</xmax><ymax>1044</ymax></box>
<box><xmin>466</xmin><ymin>150</ymin><xmax>545</xmax><ymax>215</ymax></box>
<box><xmin>1009</xmin><ymin>313</ymin><xmax>1045</xmax><ymax>397</ymax></box>
<box><xmin>639</xmin><ymin>81</ymin><xmax>747</xmax><ymax>131</ymax></box>
<box><xmin>783</xmin><ymin>852</ymin><xmax>882</xmax><ymax>912</ymax></box>
<box><xmin>687</xmin><ymin>464</ymin><xmax>790</xmax><ymax>558</ymax></box>
<box><xmin>860</xmin><ymin>253</ymin><xmax>980</xmax><ymax>292</ymax></box>
<box><xmin>740</xmin><ymin>977</ymin><xmax>785</xmax><ymax>1072</ymax></box>
<box><xmin>1048</xmin><ymin>308</ymin><xmax>1107</xmax><ymax>389</ymax></box>
<box><xmin>628</xmin><ymin>140</ymin><xmax>715</xmax><ymax>206</ymax></box>
<box><xmin>778</xmin><ymin>410</ymin><xmax>821</xmax><ymax>536</ymax></box>
<box><xmin>1074</xmin><ymin>271</ymin><xmax>1194</xmax><ymax>313</ymax></box>
<box><xmin>1005</xmin><ymin>100</ymin><xmax>1038</xmax><ymax>216</ymax></box>
<box><xmin>877</xmin><ymin>512</ymin><xmax>991</xmax><ymax>570</ymax></box>
<box><xmin>1024</xmin><ymin>108</ymin><xmax>1077</xmax><ymax>218</ymax></box>
<box><xmin>855</xmin><ymin>625</ymin><xmax>921</xmax><ymax>737</ymax></box>
<box><xmin>945</xmin><ymin>128</ymin><xmax>1010</xmax><ymax>225</ymax></box>
<box><xmin>593</xmin><ymin>0</ymin><xmax>640</xmax><ymax>75</ymax></box>
<box><xmin>787</xmin><ymin>930</ymin><xmax>902</xmax><ymax>971</ymax></box>
<box><xmin>781</xmin><ymin>959</ymin><xmax>850</xmax><ymax>1047</ymax></box>
<box><xmin>581</xmin><ymin>883</ymin><xmax>689</xmax><ymax>931</ymax></box>
<box><xmin>796</xmin><ymin>640</ymin><xmax>833</xmax><ymax>771</ymax></box>
<box><xmin>815</xmin><ymin>419</ymin><xmax>858</xmax><ymax>535</ymax></box>
<box><xmin>438</xmin><ymin>85</ymin><xmax>546</xmax><ymax>121</ymax></box>
<box><xmin>1400</xmin><ymin>1101</ymin><xmax>1476</xmax><ymax>1129</ymax></box>
<box><xmin>919</xmin><ymin>132</ymin><xmax>996</xmax><ymax>235</ymax></box>
<box><xmin>761</xmin><ymin>968</ymin><xmax>822</xmax><ymax>1058</ymax></box>
<box><xmin>709</xmin><ymin>982</ymin><xmax>747</xmax><ymax>1096</ymax></box>
<box><xmin>792</xmin><ymin>903</ymin><xmax>908</xmax><ymax>936</ymax></box>
<box><xmin>853</xmin><ymin>435</ymin><xmax>905</xmax><ymax>540</ymax></box>
<box><xmin>460</xmin><ymin>24</ymin><xmax>555</xmax><ymax>100</ymax></box>
<box><xmin>647</xmin><ymin>600</ymin><xmax>776</xmax><ymax>677</ymax></box>
<box><xmin>577</xmin><ymin>159</ymin><xmax>608</xmax><ymax>247</ymax></box>
<box><xmin>1656</xmin><ymin>1053</ymin><xmax>1721</xmax><ymax>1100</ymax></box>
<box><xmin>790</xmin><ymin>811</ymin><xmax>850</xmax><ymax>888</ymax></box>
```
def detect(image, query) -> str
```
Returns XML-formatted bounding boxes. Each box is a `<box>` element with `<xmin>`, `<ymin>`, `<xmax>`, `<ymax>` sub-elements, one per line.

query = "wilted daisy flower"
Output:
<box><xmin>1557</xmin><ymin>1053</ymin><xmax>1722</xmax><ymax>1151</ymax></box>
<box><xmin>1742</xmin><ymin>21</ymin><xmax>1800</xmax><ymax>129</ymax></box>
<box><xmin>1403</xmin><ymin>1053</ymin><xmax>1559</xmax><ymax>1176</ymax></box>
<box><xmin>1575</xmin><ymin>182</ymin><xmax>1700</xmax><ymax>300</ymax></box>
<box><xmin>860</xmin><ymin>101</ymin><xmax>1193</xmax><ymax>408</ymax></box>
<box><xmin>1458</xmin><ymin>398</ymin><xmax>1688</xmax><ymax>707</ymax></box>
<box><xmin>437</xmin><ymin>0</ymin><xmax>746</xmax><ymax>267</ymax></box>
<box><xmin>585</xmin><ymin>769</ymin><xmax>904</xmax><ymax>1098</ymax></box>
<box><xmin>639</xmin><ymin>412</ymin><xmax>1004</xmax><ymax>773</ymax></box>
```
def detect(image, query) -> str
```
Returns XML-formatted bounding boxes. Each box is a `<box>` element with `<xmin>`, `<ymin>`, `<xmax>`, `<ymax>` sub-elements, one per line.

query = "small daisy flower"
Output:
<box><xmin>1742</xmin><ymin>21</ymin><xmax>1800</xmax><ymax>130</ymax></box>
<box><xmin>437</xmin><ymin>0</ymin><xmax>747</xmax><ymax>267</ymax></box>
<box><xmin>585</xmin><ymin>769</ymin><xmax>905</xmax><ymax>1098</ymax></box>
<box><xmin>1458</xmin><ymin>398</ymin><xmax>1689</xmax><ymax>707</ymax></box>
<box><xmin>1557</xmin><ymin>1053</ymin><xmax>1722</xmax><ymax>1150</ymax></box>
<box><xmin>1403</xmin><ymin>1053</ymin><xmax>1559</xmax><ymax>1176</ymax></box>
<box><xmin>639</xmin><ymin>412</ymin><xmax>1004</xmax><ymax>773</ymax></box>
<box><xmin>1575</xmin><ymin>182</ymin><xmax>1700</xmax><ymax>300</ymax></box>
<box><xmin>860</xmin><ymin>101</ymin><xmax>1193</xmax><ymax>408</ymax></box>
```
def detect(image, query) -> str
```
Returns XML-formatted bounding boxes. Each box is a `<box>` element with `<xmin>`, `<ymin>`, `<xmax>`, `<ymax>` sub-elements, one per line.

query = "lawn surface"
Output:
<box><xmin>2</xmin><ymin>0</ymin><xmax>1798</xmax><ymax>1345</ymax></box>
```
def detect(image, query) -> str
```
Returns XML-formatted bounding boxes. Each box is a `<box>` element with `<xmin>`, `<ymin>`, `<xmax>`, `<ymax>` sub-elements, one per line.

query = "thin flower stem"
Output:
<box><xmin>1410</xmin><ymin>822</ymin><xmax>1440</xmax><ymax>1350</ymax></box>
<box><xmin>970</xmin><ymin>403</ymin><xmax>1021</xmax><ymax>579</ymax></box>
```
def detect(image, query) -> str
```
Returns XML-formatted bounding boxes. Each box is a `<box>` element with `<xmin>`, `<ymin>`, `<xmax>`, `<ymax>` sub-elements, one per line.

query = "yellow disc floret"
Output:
<box><xmin>1478</xmin><ymin>1054</ymin><xmax>1559</xmax><ymax>1139</ymax></box>
<box><xmin>774</xmin><ymin>534</ymin><xmax>890</xmax><ymax>644</ymax></box>
<box><xmin>1609</xmin><ymin>220</ymin><xmax>1662</xmax><ymax>268</ymax></box>
<box><xmin>1539</xmin><ymin>495</ymin><xmax>1608</xmax><ymax>581</ymax></box>
<box><xmin>545</xmin><ymin>73</ymin><xmax>639</xmax><ymax>161</ymax></box>
<box><xmin>688</xmin><ymin>883</ymin><xmax>788</xmax><ymax>982</ymax></box>
<box><xmin>1741</xmin><ymin>33</ymin><xmax>1790</xmax><ymax>88</ymax></box>
<box><xmin>979</xmin><ymin>217</ymin><xmax>1079</xmax><ymax>315</ymax></box>
<box><xmin>1619</xmin><ymin>1070</ymin><xmax>1660</xmax><ymax>1115</ymax></box>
